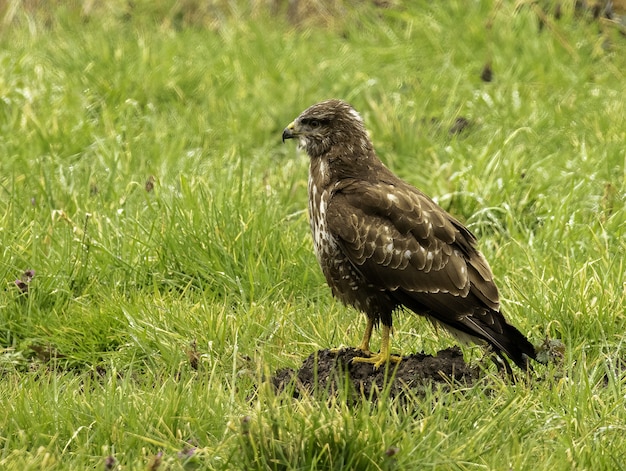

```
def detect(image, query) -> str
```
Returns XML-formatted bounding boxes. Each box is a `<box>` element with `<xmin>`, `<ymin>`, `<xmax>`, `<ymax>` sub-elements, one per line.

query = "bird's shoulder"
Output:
<box><xmin>328</xmin><ymin>174</ymin><xmax>472</xmax><ymax>248</ymax></box>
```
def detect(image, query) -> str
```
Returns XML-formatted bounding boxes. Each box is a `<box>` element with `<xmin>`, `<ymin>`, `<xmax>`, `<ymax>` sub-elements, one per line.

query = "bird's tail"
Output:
<box><xmin>394</xmin><ymin>290</ymin><xmax>536</xmax><ymax>371</ymax></box>
<box><xmin>463</xmin><ymin>315</ymin><xmax>536</xmax><ymax>371</ymax></box>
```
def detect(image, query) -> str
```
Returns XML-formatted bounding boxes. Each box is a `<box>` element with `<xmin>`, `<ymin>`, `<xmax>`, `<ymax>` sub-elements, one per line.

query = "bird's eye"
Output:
<box><xmin>309</xmin><ymin>119</ymin><xmax>321</xmax><ymax>128</ymax></box>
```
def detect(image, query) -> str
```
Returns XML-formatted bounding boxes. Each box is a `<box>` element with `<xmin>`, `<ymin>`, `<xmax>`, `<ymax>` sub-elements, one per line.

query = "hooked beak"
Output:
<box><xmin>282</xmin><ymin>121</ymin><xmax>296</xmax><ymax>143</ymax></box>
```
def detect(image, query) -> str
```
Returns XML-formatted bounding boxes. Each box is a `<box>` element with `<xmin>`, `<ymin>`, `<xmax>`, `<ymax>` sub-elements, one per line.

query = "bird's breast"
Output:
<box><xmin>308</xmin><ymin>177</ymin><xmax>366</xmax><ymax>301</ymax></box>
<box><xmin>307</xmin><ymin>173</ymin><xmax>395</xmax><ymax>318</ymax></box>
<box><xmin>308</xmin><ymin>178</ymin><xmax>338</xmax><ymax>263</ymax></box>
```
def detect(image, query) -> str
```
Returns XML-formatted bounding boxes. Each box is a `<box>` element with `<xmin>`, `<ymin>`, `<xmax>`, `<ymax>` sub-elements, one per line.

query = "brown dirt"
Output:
<box><xmin>271</xmin><ymin>347</ymin><xmax>480</xmax><ymax>400</ymax></box>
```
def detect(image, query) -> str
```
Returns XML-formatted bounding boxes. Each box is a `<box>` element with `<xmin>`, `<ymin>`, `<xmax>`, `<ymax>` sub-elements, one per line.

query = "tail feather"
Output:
<box><xmin>463</xmin><ymin>315</ymin><xmax>536</xmax><ymax>371</ymax></box>
<box><xmin>393</xmin><ymin>290</ymin><xmax>536</xmax><ymax>371</ymax></box>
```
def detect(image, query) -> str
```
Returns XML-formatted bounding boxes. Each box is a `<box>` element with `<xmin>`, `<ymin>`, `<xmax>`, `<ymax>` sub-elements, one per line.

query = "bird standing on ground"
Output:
<box><xmin>282</xmin><ymin>99</ymin><xmax>536</xmax><ymax>371</ymax></box>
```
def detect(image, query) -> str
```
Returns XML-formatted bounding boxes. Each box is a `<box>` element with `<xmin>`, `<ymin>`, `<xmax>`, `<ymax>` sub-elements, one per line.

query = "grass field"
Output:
<box><xmin>1</xmin><ymin>1</ymin><xmax>625</xmax><ymax>469</ymax></box>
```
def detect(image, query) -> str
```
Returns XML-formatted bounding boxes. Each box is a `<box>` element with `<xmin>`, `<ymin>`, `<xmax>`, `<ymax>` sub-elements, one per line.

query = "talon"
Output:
<box><xmin>351</xmin><ymin>324</ymin><xmax>400</xmax><ymax>369</ymax></box>
<box><xmin>329</xmin><ymin>345</ymin><xmax>346</xmax><ymax>355</ymax></box>
<box><xmin>352</xmin><ymin>351</ymin><xmax>402</xmax><ymax>369</ymax></box>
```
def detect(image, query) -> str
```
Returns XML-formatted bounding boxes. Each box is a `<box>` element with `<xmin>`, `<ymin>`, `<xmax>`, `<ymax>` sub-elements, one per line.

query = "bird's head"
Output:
<box><xmin>282</xmin><ymin>99</ymin><xmax>371</xmax><ymax>159</ymax></box>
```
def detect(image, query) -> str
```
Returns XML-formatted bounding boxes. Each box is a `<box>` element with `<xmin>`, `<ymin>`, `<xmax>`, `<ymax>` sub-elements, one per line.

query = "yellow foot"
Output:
<box><xmin>350</xmin><ymin>323</ymin><xmax>401</xmax><ymax>368</ymax></box>
<box><xmin>352</xmin><ymin>351</ymin><xmax>402</xmax><ymax>369</ymax></box>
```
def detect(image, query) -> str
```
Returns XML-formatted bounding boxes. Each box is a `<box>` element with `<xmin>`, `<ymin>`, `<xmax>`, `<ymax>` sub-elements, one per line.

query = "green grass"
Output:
<box><xmin>1</xmin><ymin>0</ymin><xmax>625</xmax><ymax>469</ymax></box>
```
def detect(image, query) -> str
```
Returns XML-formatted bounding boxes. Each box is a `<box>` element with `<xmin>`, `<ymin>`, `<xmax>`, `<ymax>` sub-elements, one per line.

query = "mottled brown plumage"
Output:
<box><xmin>282</xmin><ymin>99</ymin><xmax>536</xmax><ymax>371</ymax></box>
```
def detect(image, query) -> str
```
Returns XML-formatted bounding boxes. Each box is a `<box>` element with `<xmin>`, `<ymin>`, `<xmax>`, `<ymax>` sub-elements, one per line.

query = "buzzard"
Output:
<box><xmin>282</xmin><ymin>99</ymin><xmax>536</xmax><ymax>371</ymax></box>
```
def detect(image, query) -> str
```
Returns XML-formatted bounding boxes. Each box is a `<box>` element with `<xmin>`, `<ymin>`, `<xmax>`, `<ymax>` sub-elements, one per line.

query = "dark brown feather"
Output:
<box><xmin>283</xmin><ymin>99</ymin><xmax>536</xmax><ymax>370</ymax></box>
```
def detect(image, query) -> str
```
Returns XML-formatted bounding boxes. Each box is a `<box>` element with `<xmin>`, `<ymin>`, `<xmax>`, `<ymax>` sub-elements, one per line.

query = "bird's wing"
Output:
<box><xmin>326</xmin><ymin>180</ymin><xmax>500</xmax><ymax>312</ymax></box>
<box><xmin>326</xmin><ymin>179</ymin><xmax>539</xmax><ymax>368</ymax></box>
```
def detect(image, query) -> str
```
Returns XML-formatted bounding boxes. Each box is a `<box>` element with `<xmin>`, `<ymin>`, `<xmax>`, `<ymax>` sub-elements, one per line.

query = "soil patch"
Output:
<box><xmin>271</xmin><ymin>347</ymin><xmax>480</xmax><ymax>400</ymax></box>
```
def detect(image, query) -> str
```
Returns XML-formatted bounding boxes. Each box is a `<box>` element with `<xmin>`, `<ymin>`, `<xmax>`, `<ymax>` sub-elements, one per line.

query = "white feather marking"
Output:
<box><xmin>319</xmin><ymin>160</ymin><xmax>327</xmax><ymax>180</ymax></box>
<box><xmin>309</xmin><ymin>181</ymin><xmax>339</xmax><ymax>263</ymax></box>
<box><xmin>348</xmin><ymin>108</ymin><xmax>363</xmax><ymax>122</ymax></box>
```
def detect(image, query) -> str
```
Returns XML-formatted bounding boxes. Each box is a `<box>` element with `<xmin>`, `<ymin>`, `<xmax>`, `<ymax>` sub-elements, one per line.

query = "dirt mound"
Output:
<box><xmin>271</xmin><ymin>347</ymin><xmax>480</xmax><ymax>400</ymax></box>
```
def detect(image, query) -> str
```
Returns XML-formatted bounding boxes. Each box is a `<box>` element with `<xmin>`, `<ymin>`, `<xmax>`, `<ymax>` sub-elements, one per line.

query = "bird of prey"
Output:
<box><xmin>282</xmin><ymin>99</ymin><xmax>536</xmax><ymax>371</ymax></box>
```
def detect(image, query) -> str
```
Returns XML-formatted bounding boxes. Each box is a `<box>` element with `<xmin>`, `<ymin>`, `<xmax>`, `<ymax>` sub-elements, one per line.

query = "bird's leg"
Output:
<box><xmin>356</xmin><ymin>316</ymin><xmax>374</xmax><ymax>355</ymax></box>
<box><xmin>330</xmin><ymin>317</ymin><xmax>374</xmax><ymax>355</ymax></box>
<box><xmin>352</xmin><ymin>324</ymin><xmax>402</xmax><ymax>369</ymax></box>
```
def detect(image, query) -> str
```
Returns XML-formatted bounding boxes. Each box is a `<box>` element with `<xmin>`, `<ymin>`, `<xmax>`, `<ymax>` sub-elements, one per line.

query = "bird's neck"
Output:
<box><xmin>309</xmin><ymin>156</ymin><xmax>332</xmax><ymax>190</ymax></box>
<box><xmin>309</xmin><ymin>145</ymin><xmax>384</xmax><ymax>189</ymax></box>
